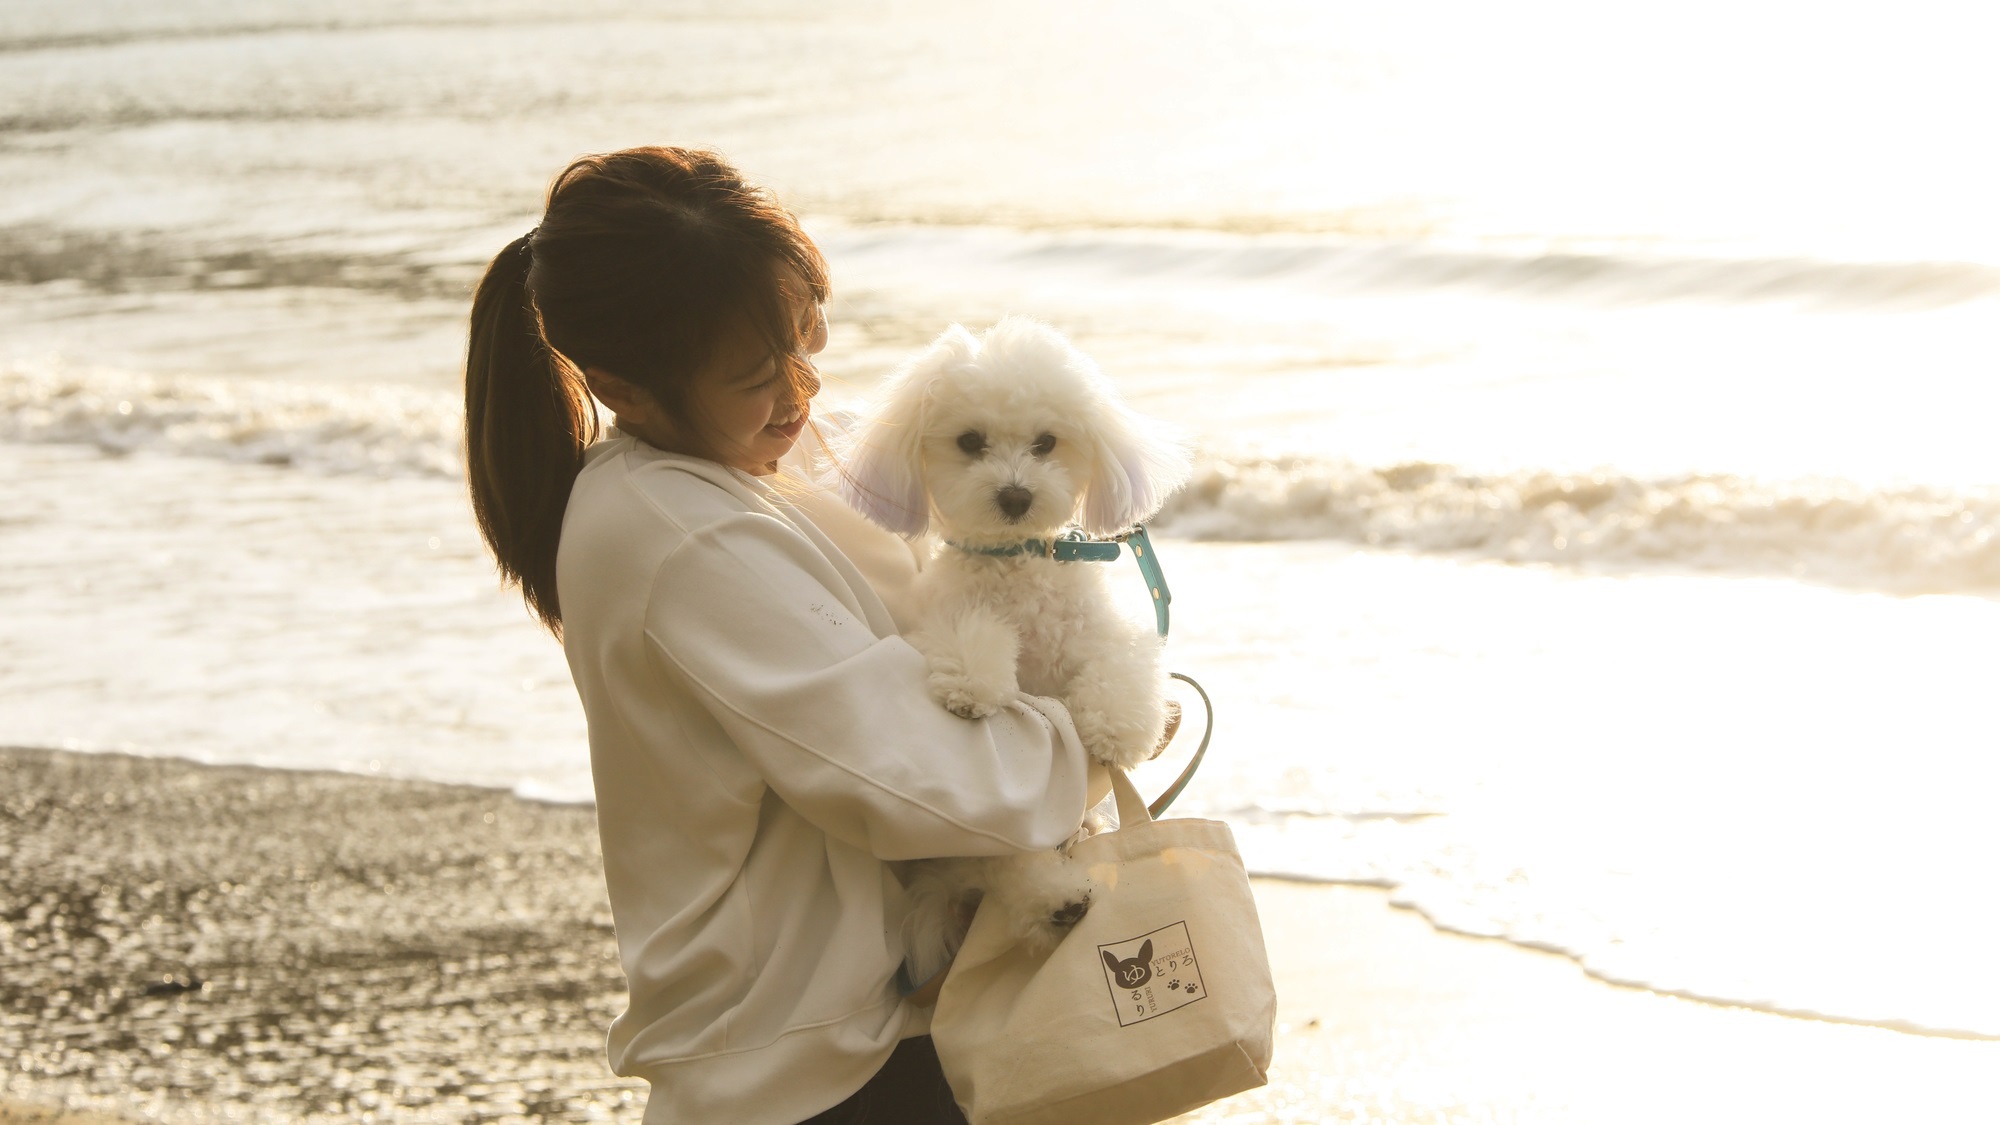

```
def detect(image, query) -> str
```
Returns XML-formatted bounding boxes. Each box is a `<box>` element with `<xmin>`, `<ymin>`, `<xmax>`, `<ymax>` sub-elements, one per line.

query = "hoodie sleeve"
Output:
<box><xmin>643</xmin><ymin>510</ymin><xmax>1091</xmax><ymax>861</ymax></box>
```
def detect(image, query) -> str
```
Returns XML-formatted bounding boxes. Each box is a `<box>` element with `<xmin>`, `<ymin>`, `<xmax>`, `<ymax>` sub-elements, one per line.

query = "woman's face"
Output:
<box><xmin>691</xmin><ymin>289</ymin><xmax>827</xmax><ymax>475</ymax></box>
<box><xmin>584</xmin><ymin>266</ymin><xmax>828</xmax><ymax>474</ymax></box>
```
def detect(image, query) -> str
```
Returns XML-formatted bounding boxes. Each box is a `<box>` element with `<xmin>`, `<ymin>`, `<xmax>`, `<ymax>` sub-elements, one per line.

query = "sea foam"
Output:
<box><xmin>7</xmin><ymin>362</ymin><xmax>1996</xmax><ymax>594</ymax></box>
<box><xmin>1</xmin><ymin>362</ymin><xmax>461</xmax><ymax>477</ymax></box>
<box><xmin>1159</xmin><ymin>456</ymin><xmax>2000</xmax><ymax>594</ymax></box>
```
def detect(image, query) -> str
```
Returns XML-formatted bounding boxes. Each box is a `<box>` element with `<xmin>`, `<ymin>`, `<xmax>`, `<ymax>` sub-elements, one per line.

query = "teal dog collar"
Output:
<box><xmin>944</xmin><ymin>526</ymin><xmax>1172</xmax><ymax>637</ymax></box>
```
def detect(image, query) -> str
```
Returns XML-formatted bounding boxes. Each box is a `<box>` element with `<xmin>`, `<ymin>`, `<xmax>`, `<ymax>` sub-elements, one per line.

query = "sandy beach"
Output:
<box><xmin>0</xmin><ymin>748</ymin><xmax>638</xmax><ymax>1123</ymax></box>
<box><xmin>4</xmin><ymin>747</ymin><xmax>1995</xmax><ymax>1124</ymax></box>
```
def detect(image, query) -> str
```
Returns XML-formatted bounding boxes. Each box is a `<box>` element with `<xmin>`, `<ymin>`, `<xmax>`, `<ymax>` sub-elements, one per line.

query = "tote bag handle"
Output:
<box><xmin>1108</xmin><ymin>766</ymin><xmax>1155</xmax><ymax>828</ymax></box>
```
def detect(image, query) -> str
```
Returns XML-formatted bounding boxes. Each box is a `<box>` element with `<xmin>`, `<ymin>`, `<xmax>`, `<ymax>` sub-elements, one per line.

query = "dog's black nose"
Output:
<box><xmin>995</xmin><ymin>485</ymin><xmax>1033</xmax><ymax>520</ymax></box>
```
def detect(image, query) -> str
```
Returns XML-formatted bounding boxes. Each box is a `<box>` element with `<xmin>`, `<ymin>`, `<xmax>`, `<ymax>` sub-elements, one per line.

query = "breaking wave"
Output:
<box><xmin>1156</xmin><ymin>457</ymin><xmax>2000</xmax><ymax>593</ymax></box>
<box><xmin>820</xmin><ymin>222</ymin><xmax>2000</xmax><ymax>311</ymax></box>
<box><xmin>0</xmin><ymin>364</ymin><xmax>461</xmax><ymax>477</ymax></box>
<box><xmin>7</xmin><ymin>218</ymin><xmax>1997</xmax><ymax>312</ymax></box>
<box><xmin>7</xmin><ymin>363</ymin><xmax>1996</xmax><ymax>593</ymax></box>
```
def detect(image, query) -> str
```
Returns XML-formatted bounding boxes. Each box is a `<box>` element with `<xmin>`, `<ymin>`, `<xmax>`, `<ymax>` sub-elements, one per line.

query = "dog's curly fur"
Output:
<box><xmin>837</xmin><ymin>317</ymin><xmax>1191</xmax><ymax>982</ymax></box>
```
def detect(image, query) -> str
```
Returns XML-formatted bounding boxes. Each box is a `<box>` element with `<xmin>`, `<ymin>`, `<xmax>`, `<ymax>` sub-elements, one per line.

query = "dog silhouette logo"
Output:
<box><xmin>1098</xmin><ymin>922</ymin><xmax>1205</xmax><ymax>1026</ymax></box>
<box><xmin>1102</xmin><ymin>941</ymin><xmax>1153</xmax><ymax>989</ymax></box>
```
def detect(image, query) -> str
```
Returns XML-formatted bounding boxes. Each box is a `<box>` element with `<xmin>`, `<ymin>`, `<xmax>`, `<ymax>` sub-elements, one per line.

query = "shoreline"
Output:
<box><xmin>15</xmin><ymin>742</ymin><xmax>1992</xmax><ymax>1047</ymax></box>
<box><xmin>1272</xmin><ymin>878</ymin><xmax>2000</xmax><ymax>1047</ymax></box>
<box><xmin>5</xmin><ymin>747</ymin><xmax>1996</xmax><ymax>1123</ymax></box>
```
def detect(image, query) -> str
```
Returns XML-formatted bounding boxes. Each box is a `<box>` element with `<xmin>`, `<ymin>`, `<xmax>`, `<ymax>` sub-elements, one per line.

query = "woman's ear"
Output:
<box><xmin>581</xmin><ymin>365</ymin><xmax>648</xmax><ymax>418</ymax></box>
<box><xmin>836</xmin><ymin>325</ymin><xmax>978</xmax><ymax>536</ymax></box>
<box><xmin>1079</xmin><ymin>396</ymin><xmax>1193</xmax><ymax>537</ymax></box>
<box><xmin>582</xmin><ymin>364</ymin><xmax>685</xmax><ymax>451</ymax></box>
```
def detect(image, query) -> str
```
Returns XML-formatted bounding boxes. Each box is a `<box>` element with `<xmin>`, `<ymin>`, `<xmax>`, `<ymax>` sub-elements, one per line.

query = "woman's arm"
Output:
<box><xmin>645</xmin><ymin>511</ymin><xmax>1091</xmax><ymax>861</ymax></box>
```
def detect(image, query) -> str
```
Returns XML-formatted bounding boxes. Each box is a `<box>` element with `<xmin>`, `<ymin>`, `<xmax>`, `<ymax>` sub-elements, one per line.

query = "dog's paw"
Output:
<box><xmin>1074</xmin><ymin>718</ymin><xmax>1160</xmax><ymax>772</ymax></box>
<box><xmin>1018</xmin><ymin>890</ymin><xmax>1091</xmax><ymax>956</ymax></box>
<box><xmin>984</xmin><ymin>851</ymin><xmax>1099</xmax><ymax>955</ymax></box>
<box><xmin>1072</xmin><ymin>700</ymin><xmax>1176</xmax><ymax>768</ymax></box>
<box><xmin>930</xmin><ymin>665</ymin><xmax>1017</xmax><ymax>719</ymax></box>
<box><xmin>933</xmin><ymin>676</ymin><xmax>1001</xmax><ymax>719</ymax></box>
<box><xmin>945</xmin><ymin>694</ymin><xmax>998</xmax><ymax>719</ymax></box>
<box><xmin>1050</xmin><ymin>895</ymin><xmax>1091</xmax><ymax>928</ymax></box>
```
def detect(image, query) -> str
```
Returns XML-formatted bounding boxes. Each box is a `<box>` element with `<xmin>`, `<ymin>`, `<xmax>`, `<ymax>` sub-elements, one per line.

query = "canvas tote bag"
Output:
<box><xmin>930</xmin><ymin>768</ymin><xmax>1276</xmax><ymax>1125</ymax></box>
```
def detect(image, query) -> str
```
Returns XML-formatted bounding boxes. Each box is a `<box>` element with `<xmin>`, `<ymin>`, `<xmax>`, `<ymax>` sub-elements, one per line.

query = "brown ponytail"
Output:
<box><xmin>463</xmin><ymin>148</ymin><xmax>827</xmax><ymax>638</ymax></box>
<box><xmin>464</xmin><ymin>231</ymin><xmax>599</xmax><ymax>636</ymax></box>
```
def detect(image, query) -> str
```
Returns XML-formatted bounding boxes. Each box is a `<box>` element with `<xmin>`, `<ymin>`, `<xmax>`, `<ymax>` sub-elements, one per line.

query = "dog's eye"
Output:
<box><xmin>1032</xmin><ymin>433</ymin><xmax>1058</xmax><ymax>457</ymax></box>
<box><xmin>957</xmin><ymin>431</ymin><xmax>987</xmax><ymax>456</ymax></box>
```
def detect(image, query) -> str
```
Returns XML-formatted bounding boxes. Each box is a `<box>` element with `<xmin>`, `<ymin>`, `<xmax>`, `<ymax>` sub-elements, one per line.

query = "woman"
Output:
<box><xmin>463</xmin><ymin>147</ymin><xmax>1091</xmax><ymax>1124</ymax></box>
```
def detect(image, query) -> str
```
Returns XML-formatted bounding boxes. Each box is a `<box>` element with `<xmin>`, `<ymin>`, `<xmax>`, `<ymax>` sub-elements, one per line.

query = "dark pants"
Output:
<box><xmin>797</xmin><ymin>1035</ymin><xmax>968</xmax><ymax>1125</ymax></box>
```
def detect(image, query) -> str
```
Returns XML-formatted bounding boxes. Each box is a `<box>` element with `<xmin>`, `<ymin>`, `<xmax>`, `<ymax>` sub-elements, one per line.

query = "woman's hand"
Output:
<box><xmin>906</xmin><ymin>964</ymin><xmax>949</xmax><ymax>1008</ymax></box>
<box><xmin>1152</xmin><ymin>698</ymin><xmax>1182</xmax><ymax>760</ymax></box>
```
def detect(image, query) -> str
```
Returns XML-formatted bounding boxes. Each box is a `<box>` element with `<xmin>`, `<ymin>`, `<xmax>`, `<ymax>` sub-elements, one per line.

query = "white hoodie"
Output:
<box><xmin>556</xmin><ymin>434</ymin><xmax>1092</xmax><ymax>1124</ymax></box>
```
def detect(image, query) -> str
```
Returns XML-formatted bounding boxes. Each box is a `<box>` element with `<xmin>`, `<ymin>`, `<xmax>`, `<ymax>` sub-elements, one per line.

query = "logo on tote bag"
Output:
<box><xmin>1097</xmin><ymin>921</ymin><xmax>1206</xmax><ymax>1026</ymax></box>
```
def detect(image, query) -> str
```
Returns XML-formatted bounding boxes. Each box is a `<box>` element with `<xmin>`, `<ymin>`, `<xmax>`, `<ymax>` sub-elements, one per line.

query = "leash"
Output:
<box><xmin>1149</xmin><ymin>672</ymin><xmax>1212</xmax><ymax>819</ymax></box>
<box><xmin>946</xmin><ymin>524</ymin><xmax>1213</xmax><ymax>816</ymax></box>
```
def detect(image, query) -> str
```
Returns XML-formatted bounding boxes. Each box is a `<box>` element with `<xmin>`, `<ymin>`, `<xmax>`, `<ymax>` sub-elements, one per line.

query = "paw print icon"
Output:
<box><xmin>1167</xmin><ymin>979</ymin><xmax>1181</xmax><ymax>991</ymax></box>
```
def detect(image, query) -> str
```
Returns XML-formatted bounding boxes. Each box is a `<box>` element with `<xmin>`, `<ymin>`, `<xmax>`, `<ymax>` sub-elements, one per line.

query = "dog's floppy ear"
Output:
<box><xmin>1079</xmin><ymin>382</ymin><xmax>1192</xmax><ymax>537</ymax></box>
<box><xmin>836</xmin><ymin>324</ymin><xmax>978</xmax><ymax>536</ymax></box>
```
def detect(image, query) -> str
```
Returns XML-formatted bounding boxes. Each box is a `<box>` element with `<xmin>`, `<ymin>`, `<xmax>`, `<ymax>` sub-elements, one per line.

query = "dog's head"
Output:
<box><xmin>838</xmin><ymin>318</ymin><xmax>1190</xmax><ymax>543</ymax></box>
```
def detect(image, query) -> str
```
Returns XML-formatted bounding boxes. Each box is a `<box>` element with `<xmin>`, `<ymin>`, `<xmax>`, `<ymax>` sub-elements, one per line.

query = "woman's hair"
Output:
<box><xmin>464</xmin><ymin>147</ymin><xmax>828</xmax><ymax>637</ymax></box>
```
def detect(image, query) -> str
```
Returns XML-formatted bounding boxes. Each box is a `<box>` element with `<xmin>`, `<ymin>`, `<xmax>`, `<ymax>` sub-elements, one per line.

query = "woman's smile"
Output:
<box><xmin>766</xmin><ymin>412</ymin><xmax>808</xmax><ymax>441</ymax></box>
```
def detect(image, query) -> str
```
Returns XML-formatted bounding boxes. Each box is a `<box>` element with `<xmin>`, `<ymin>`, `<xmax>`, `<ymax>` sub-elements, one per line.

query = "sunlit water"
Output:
<box><xmin>3</xmin><ymin>0</ymin><xmax>1996</xmax><ymax>1041</ymax></box>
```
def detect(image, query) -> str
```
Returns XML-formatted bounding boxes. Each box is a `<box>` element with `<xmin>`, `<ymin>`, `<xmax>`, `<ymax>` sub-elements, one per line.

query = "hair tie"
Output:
<box><xmin>519</xmin><ymin>225</ymin><xmax>539</xmax><ymax>256</ymax></box>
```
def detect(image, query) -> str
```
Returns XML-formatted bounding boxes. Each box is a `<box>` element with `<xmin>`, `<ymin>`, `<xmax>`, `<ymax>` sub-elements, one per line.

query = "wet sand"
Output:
<box><xmin>1171</xmin><ymin>883</ymin><xmax>1998</xmax><ymax>1124</ymax></box>
<box><xmin>5</xmin><ymin>747</ymin><xmax>1997</xmax><ymax>1124</ymax></box>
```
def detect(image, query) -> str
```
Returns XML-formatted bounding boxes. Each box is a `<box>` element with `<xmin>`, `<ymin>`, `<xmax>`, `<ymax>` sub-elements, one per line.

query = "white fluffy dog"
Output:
<box><xmin>838</xmin><ymin>317</ymin><xmax>1191</xmax><ymax>981</ymax></box>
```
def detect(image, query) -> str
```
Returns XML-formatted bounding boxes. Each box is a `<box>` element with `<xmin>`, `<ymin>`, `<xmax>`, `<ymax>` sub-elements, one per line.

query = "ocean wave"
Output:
<box><xmin>7</xmin><ymin>364</ymin><xmax>1997</xmax><ymax>593</ymax></box>
<box><xmin>1234</xmin><ymin>818</ymin><xmax>2000</xmax><ymax>1041</ymax></box>
<box><xmin>1157</xmin><ymin>457</ymin><xmax>2000</xmax><ymax>593</ymax></box>
<box><xmin>0</xmin><ymin>364</ymin><xmax>462</xmax><ymax>477</ymax></box>
<box><xmin>0</xmin><ymin>9</ymin><xmax>637</xmax><ymax>56</ymax></box>
<box><xmin>0</xmin><ymin>226</ymin><xmax>474</xmax><ymax>297</ymax></box>
<box><xmin>821</xmin><ymin>223</ymin><xmax>2000</xmax><ymax>311</ymax></box>
<box><xmin>7</xmin><ymin>214</ymin><xmax>1995</xmax><ymax>313</ymax></box>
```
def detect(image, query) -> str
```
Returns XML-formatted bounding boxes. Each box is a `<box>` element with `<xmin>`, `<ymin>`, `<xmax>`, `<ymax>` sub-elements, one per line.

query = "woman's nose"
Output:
<box><xmin>806</xmin><ymin>305</ymin><xmax>829</xmax><ymax>356</ymax></box>
<box><xmin>784</xmin><ymin>358</ymin><xmax>820</xmax><ymax>411</ymax></box>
